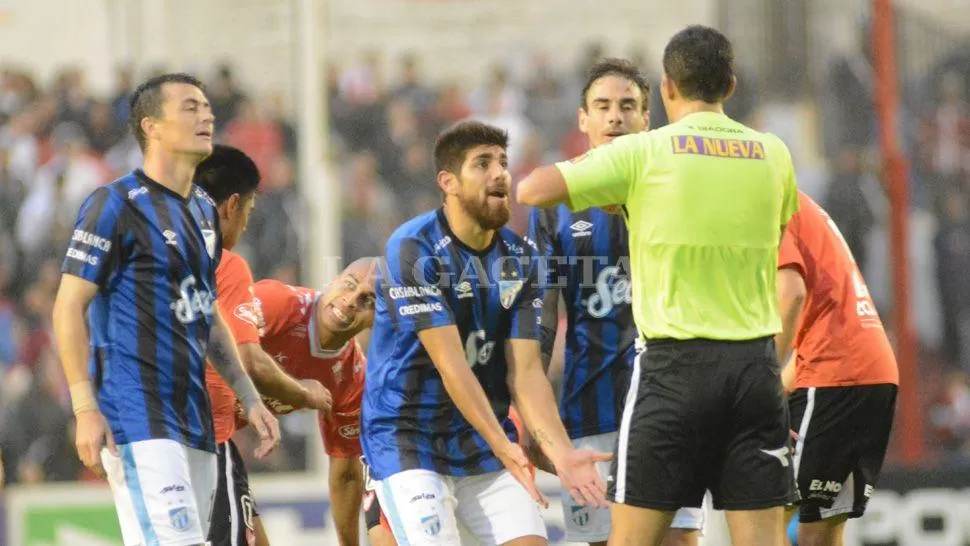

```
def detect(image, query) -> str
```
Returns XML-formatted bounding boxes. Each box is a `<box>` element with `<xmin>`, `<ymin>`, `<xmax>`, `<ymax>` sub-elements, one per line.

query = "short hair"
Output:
<box><xmin>581</xmin><ymin>58</ymin><xmax>651</xmax><ymax>112</ymax></box>
<box><xmin>129</xmin><ymin>73</ymin><xmax>205</xmax><ymax>151</ymax></box>
<box><xmin>433</xmin><ymin>121</ymin><xmax>508</xmax><ymax>175</ymax></box>
<box><xmin>192</xmin><ymin>145</ymin><xmax>260</xmax><ymax>205</ymax></box>
<box><xmin>662</xmin><ymin>25</ymin><xmax>735</xmax><ymax>103</ymax></box>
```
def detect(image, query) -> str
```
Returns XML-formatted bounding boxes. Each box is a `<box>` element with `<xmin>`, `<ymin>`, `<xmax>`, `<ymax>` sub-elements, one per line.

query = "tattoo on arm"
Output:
<box><xmin>533</xmin><ymin>429</ymin><xmax>554</xmax><ymax>449</ymax></box>
<box><xmin>540</xmin><ymin>326</ymin><xmax>556</xmax><ymax>361</ymax></box>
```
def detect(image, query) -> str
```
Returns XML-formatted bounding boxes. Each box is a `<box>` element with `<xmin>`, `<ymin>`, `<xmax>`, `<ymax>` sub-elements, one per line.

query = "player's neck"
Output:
<box><xmin>141</xmin><ymin>151</ymin><xmax>200</xmax><ymax>199</ymax></box>
<box><xmin>667</xmin><ymin>101</ymin><xmax>725</xmax><ymax>123</ymax></box>
<box><xmin>442</xmin><ymin>204</ymin><xmax>494</xmax><ymax>251</ymax></box>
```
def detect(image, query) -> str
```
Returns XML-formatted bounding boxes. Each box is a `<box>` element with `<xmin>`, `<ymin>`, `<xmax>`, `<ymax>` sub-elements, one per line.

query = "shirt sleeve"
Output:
<box><xmin>509</xmin><ymin>248</ymin><xmax>542</xmax><ymax>340</ymax></box>
<box><xmin>526</xmin><ymin>207</ymin><xmax>561</xmax><ymax>291</ymax></box>
<box><xmin>556</xmin><ymin>132</ymin><xmax>649</xmax><ymax>213</ymax></box>
<box><xmin>778</xmin><ymin>220</ymin><xmax>807</xmax><ymax>278</ymax></box>
<box><xmin>383</xmin><ymin>236</ymin><xmax>454</xmax><ymax>332</ymax></box>
<box><xmin>319</xmin><ymin>349</ymin><xmax>365</xmax><ymax>457</ymax></box>
<box><xmin>61</xmin><ymin>187</ymin><xmax>124</xmax><ymax>287</ymax></box>
<box><xmin>215</xmin><ymin>254</ymin><xmax>261</xmax><ymax>345</ymax></box>
<box><xmin>780</xmin><ymin>151</ymin><xmax>800</xmax><ymax>226</ymax></box>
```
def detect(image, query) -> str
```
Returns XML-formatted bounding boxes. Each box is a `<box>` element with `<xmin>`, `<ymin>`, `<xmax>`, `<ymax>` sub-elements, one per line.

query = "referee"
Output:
<box><xmin>518</xmin><ymin>25</ymin><xmax>800</xmax><ymax>546</ymax></box>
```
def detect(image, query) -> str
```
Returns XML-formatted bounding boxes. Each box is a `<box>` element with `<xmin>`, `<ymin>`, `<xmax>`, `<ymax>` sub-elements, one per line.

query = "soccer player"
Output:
<box><xmin>52</xmin><ymin>73</ymin><xmax>279</xmax><ymax>546</ymax></box>
<box><xmin>527</xmin><ymin>58</ymin><xmax>703</xmax><ymax>546</ymax></box>
<box><xmin>776</xmin><ymin>192</ymin><xmax>898</xmax><ymax>546</ymax></box>
<box><xmin>192</xmin><ymin>144</ymin><xmax>333</xmax><ymax>546</ymax></box>
<box><xmin>362</xmin><ymin>120</ymin><xmax>610</xmax><ymax>545</ymax></box>
<box><xmin>250</xmin><ymin>259</ymin><xmax>378</xmax><ymax>546</ymax></box>
<box><xmin>517</xmin><ymin>26</ymin><xmax>800</xmax><ymax>546</ymax></box>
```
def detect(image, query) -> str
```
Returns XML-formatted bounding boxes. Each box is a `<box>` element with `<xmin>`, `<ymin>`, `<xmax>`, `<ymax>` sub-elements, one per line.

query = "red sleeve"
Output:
<box><xmin>253</xmin><ymin>279</ymin><xmax>314</xmax><ymax>338</ymax></box>
<box><xmin>216</xmin><ymin>252</ymin><xmax>260</xmax><ymax>345</ymax></box>
<box><xmin>778</xmin><ymin>219</ymin><xmax>807</xmax><ymax>278</ymax></box>
<box><xmin>320</xmin><ymin>344</ymin><xmax>365</xmax><ymax>457</ymax></box>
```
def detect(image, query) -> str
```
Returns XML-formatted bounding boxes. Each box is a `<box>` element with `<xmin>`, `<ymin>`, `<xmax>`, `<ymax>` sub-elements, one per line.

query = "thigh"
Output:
<box><xmin>610</xmin><ymin>349</ymin><xmax>705</xmax><ymax>511</ymax></box>
<box><xmin>713</xmin><ymin>349</ymin><xmax>799</xmax><ymax>510</ymax></box>
<box><xmin>375</xmin><ymin>469</ymin><xmax>460</xmax><ymax>545</ymax></box>
<box><xmin>188</xmin><ymin>443</ymin><xmax>219</xmax><ymax>538</ymax></box>
<box><xmin>792</xmin><ymin>384</ymin><xmax>897</xmax><ymax>523</ymax></box>
<box><xmin>454</xmin><ymin>470</ymin><xmax>546</xmax><ymax>545</ymax></box>
<box><xmin>561</xmin><ymin>432</ymin><xmax>616</xmax><ymax>542</ymax></box>
<box><xmin>102</xmin><ymin>439</ymin><xmax>208</xmax><ymax>546</ymax></box>
<box><xmin>208</xmin><ymin>441</ymin><xmax>257</xmax><ymax>546</ymax></box>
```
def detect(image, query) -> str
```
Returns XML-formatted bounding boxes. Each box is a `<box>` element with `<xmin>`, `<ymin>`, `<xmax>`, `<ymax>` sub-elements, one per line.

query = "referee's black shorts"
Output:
<box><xmin>608</xmin><ymin>336</ymin><xmax>800</xmax><ymax>511</ymax></box>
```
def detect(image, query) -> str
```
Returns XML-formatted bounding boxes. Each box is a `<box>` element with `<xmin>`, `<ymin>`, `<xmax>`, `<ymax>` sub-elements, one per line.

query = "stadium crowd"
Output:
<box><xmin>0</xmin><ymin>39</ymin><xmax>969</xmax><ymax>486</ymax></box>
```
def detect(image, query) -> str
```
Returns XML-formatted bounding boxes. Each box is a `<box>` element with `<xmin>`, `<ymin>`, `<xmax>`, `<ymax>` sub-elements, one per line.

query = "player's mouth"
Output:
<box><xmin>604</xmin><ymin>130</ymin><xmax>627</xmax><ymax>139</ymax></box>
<box><xmin>331</xmin><ymin>305</ymin><xmax>353</xmax><ymax>328</ymax></box>
<box><xmin>486</xmin><ymin>187</ymin><xmax>508</xmax><ymax>203</ymax></box>
<box><xmin>196</xmin><ymin>129</ymin><xmax>213</xmax><ymax>140</ymax></box>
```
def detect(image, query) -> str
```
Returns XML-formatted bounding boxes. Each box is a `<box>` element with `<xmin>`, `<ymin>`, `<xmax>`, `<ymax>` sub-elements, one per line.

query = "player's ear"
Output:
<box><xmin>436</xmin><ymin>170</ymin><xmax>459</xmax><ymax>197</ymax></box>
<box><xmin>140</xmin><ymin>116</ymin><xmax>156</xmax><ymax>143</ymax></box>
<box><xmin>577</xmin><ymin>107</ymin><xmax>589</xmax><ymax>136</ymax></box>
<box><xmin>662</xmin><ymin>74</ymin><xmax>676</xmax><ymax>102</ymax></box>
<box><xmin>643</xmin><ymin>108</ymin><xmax>651</xmax><ymax>131</ymax></box>
<box><xmin>724</xmin><ymin>75</ymin><xmax>738</xmax><ymax>102</ymax></box>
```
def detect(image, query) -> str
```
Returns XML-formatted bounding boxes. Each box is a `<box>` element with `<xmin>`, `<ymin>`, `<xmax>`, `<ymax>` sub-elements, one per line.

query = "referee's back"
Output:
<box><xmin>560</xmin><ymin>111</ymin><xmax>798</xmax><ymax>341</ymax></box>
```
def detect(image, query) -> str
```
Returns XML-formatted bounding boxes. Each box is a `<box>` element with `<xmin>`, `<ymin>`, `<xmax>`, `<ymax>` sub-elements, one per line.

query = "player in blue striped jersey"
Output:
<box><xmin>527</xmin><ymin>59</ymin><xmax>703</xmax><ymax>546</ymax></box>
<box><xmin>52</xmin><ymin>73</ymin><xmax>279</xmax><ymax>546</ymax></box>
<box><xmin>362</xmin><ymin>121</ymin><xmax>610</xmax><ymax>545</ymax></box>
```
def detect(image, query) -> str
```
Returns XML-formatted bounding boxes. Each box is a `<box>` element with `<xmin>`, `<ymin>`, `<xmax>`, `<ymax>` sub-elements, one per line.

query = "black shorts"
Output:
<box><xmin>608</xmin><ymin>337</ymin><xmax>800</xmax><ymax>511</ymax></box>
<box><xmin>360</xmin><ymin>456</ymin><xmax>389</xmax><ymax>531</ymax></box>
<box><xmin>789</xmin><ymin>384</ymin><xmax>897</xmax><ymax>523</ymax></box>
<box><xmin>208</xmin><ymin>440</ymin><xmax>259</xmax><ymax>546</ymax></box>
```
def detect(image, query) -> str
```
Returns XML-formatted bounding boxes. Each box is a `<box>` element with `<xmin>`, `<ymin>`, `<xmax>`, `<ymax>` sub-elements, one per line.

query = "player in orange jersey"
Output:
<box><xmin>194</xmin><ymin>145</ymin><xmax>332</xmax><ymax>546</ymax></box>
<box><xmin>776</xmin><ymin>191</ymin><xmax>899</xmax><ymax>546</ymax></box>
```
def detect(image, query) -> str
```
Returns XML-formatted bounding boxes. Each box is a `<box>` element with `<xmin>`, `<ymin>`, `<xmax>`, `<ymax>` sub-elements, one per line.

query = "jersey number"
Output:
<box><xmin>822</xmin><ymin>211</ymin><xmax>877</xmax><ymax>318</ymax></box>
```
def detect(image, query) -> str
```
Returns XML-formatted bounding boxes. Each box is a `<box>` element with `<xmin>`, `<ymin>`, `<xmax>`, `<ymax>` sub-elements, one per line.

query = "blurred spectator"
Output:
<box><xmin>84</xmin><ymin>101</ymin><xmax>124</xmax><ymax>154</ymax></box>
<box><xmin>241</xmin><ymin>155</ymin><xmax>305</xmax><ymax>283</ymax></box>
<box><xmin>392</xmin><ymin>53</ymin><xmax>435</xmax><ymax>122</ymax></box>
<box><xmin>0</xmin><ymin>347</ymin><xmax>80</xmax><ymax>484</ymax></box>
<box><xmin>110</xmin><ymin>65</ymin><xmax>135</xmax><ymax>126</ymax></box>
<box><xmin>223</xmin><ymin>98</ymin><xmax>285</xmax><ymax>184</ymax></box>
<box><xmin>339</xmin><ymin>51</ymin><xmax>384</xmax><ymax>106</ymax></box>
<box><xmin>16</xmin><ymin>123</ymin><xmax>108</xmax><ymax>273</ymax></box>
<box><xmin>210</xmin><ymin>64</ymin><xmax>247</xmax><ymax>133</ymax></box>
<box><xmin>935</xmin><ymin>191</ymin><xmax>970</xmax><ymax>368</ymax></box>
<box><xmin>918</xmin><ymin>71</ymin><xmax>970</xmax><ymax>211</ymax></box>
<box><xmin>930</xmin><ymin>371</ymin><xmax>970</xmax><ymax>461</ymax></box>
<box><xmin>340</xmin><ymin>151</ymin><xmax>397</xmax><ymax>261</ymax></box>
<box><xmin>824</xmin><ymin>149</ymin><xmax>875</xmax><ymax>272</ymax></box>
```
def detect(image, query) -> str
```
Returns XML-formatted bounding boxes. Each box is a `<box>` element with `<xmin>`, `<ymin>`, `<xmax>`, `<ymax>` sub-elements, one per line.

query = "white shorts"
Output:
<box><xmin>375</xmin><ymin>468</ymin><xmax>547</xmax><ymax>545</ymax></box>
<box><xmin>562</xmin><ymin>431</ymin><xmax>707</xmax><ymax>542</ymax></box>
<box><xmin>101</xmin><ymin>438</ymin><xmax>217</xmax><ymax>546</ymax></box>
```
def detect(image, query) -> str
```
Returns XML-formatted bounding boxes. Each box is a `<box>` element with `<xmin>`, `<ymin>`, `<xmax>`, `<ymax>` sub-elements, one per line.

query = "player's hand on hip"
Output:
<box><xmin>247</xmin><ymin>403</ymin><xmax>281</xmax><ymax>459</ymax></box>
<box><xmin>74</xmin><ymin>410</ymin><xmax>116</xmax><ymax>476</ymax></box>
<box><xmin>496</xmin><ymin>441</ymin><xmax>548</xmax><ymax>508</ymax></box>
<box><xmin>555</xmin><ymin>448</ymin><xmax>612</xmax><ymax>509</ymax></box>
<box><xmin>299</xmin><ymin>379</ymin><xmax>333</xmax><ymax>413</ymax></box>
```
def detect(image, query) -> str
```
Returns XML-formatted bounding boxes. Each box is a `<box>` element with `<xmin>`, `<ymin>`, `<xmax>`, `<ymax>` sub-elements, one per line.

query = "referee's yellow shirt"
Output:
<box><xmin>557</xmin><ymin>111</ymin><xmax>799</xmax><ymax>341</ymax></box>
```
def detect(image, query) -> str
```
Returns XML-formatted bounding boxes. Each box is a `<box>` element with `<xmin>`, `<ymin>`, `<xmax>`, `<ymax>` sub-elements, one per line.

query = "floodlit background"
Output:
<box><xmin>0</xmin><ymin>0</ymin><xmax>968</xmax><ymax>544</ymax></box>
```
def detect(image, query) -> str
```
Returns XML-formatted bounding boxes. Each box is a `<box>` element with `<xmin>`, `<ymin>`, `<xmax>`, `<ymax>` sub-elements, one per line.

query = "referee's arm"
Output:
<box><xmin>518</xmin><ymin>133</ymin><xmax>644</xmax><ymax>211</ymax></box>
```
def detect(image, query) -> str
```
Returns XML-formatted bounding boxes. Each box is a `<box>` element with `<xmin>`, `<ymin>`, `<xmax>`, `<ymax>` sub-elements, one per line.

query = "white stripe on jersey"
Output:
<box><xmin>614</xmin><ymin>349</ymin><xmax>643</xmax><ymax>504</ymax></box>
<box><xmin>224</xmin><ymin>443</ymin><xmax>239</xmax><ymax>546</ymax></box>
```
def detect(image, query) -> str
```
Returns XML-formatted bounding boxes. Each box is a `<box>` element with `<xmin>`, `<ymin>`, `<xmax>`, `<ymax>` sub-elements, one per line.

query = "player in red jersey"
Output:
<box><xmin>251</xmin><ymin>257</ymin><xmax>379</xmax><ymax>546</ymax></box>
<box><xmin>194</xmin><ymin>145</ymin><xmax>333</xmax><ymax>546</ymax></box>
<box><xmin>776</xmin><ymin>191</ymin><xmax>899</xmax><ymax>546</ymax></box>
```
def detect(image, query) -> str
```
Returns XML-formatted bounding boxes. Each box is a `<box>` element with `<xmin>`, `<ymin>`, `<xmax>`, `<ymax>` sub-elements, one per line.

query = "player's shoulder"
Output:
<box><xmin>387</xmin><ymin>209</ymin><xmax>441</xmax><ymax>250</ymax></box>
<box><xmin>496</xmin><ymin>226</ymin><xmax>534</xmax><ymax>258</ymax></box>
<box><xmin>190</xmin><ymin>184</ymin><xmax>218</xmax><ymax>209</ymax></box>
<box><xmin>217</xmin><ymin>249</ymin><xmax>252</xmax><ymax>276</ymax></box>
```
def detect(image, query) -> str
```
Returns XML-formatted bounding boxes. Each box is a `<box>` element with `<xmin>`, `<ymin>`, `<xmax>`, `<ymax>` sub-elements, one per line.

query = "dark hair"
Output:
<box><xmin>192</xmin><ymin>145</ymin><xmax>260</xmax><ymax>205</ymax></box>
<box><xmin>580</xmin><ymin>58</ymin><xmax>651</xmax><ymax>112</ymax></box>
<box><xmin>128</xmin><ymin>73</ymin><xmax>205</xmax><ymax>151</ymax></box>
<box><xmin>433</xmin><ymin>121</ymin><xmax>508</xmax><ymax>175</ymax></box>
<box><xmin>662</xmin><ymin>25</ymin><xmax>735</xmax><ymax>103</ymax></box>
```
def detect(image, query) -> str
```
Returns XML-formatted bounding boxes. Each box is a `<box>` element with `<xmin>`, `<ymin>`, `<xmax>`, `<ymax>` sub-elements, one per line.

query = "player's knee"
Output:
<box><xmin>798</xmin><ymin>517</ymin><xmax>848</xmax><ymax>546</ymax></box>
<box><xmin>662</xmin><ymin>529</ymin><xmax>699</xmax><ymax>546</ymax></box>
